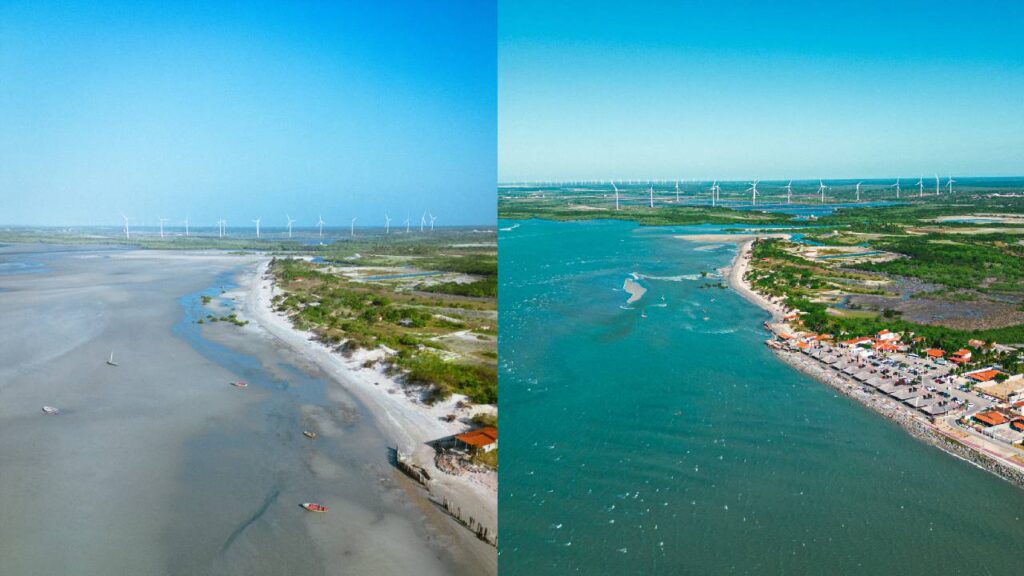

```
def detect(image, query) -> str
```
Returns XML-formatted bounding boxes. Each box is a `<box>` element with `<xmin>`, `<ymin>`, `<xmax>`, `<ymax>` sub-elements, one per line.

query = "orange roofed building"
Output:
<box><xmin>925</xmin><ymin>348</ymin><xmax>945</xmax><ymax>359</ymax></box>
<box><xmin>950</xmin><ymin>349</ymin><xmax>972</xmax><ymax>364</ymax></box>
<box><xmin>968</xmin><ymin>369</ymin><xmax>1005</xmax><ymax>383</ymax></box>
<box><xmin>454</xmin><ymin>426</ymin><xmax>498</xmax><ymax>453</ymax></box>
<box><xmin>973</xmin><ymin>410</ymin><xmax>1010</xmax><ymax>427</ymax></box>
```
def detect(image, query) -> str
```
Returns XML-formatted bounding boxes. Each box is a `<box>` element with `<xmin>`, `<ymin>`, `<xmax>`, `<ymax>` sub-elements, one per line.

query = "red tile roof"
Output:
<box><xmin>968</xmin><ymin>369</ymin><xmax>1004</xmax><ymax>382</ymax></box>
<box><xmin>455</xmin><ymin>426</ymin><xmax>497</xmax><ymax>448</ymax></box>
<box><xmin>925</xmin><ymin>348</ymin><xmax>945</xmax><ymax>358</ymax></box>
<box><xmin>974</xmin><ymin>411</ymin><xmax>1010</xmax><ymax>427</ymax></box>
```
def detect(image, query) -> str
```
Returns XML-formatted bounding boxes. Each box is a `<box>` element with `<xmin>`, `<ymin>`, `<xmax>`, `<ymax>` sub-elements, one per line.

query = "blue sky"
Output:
<box><xmin>499</xmin><ymin>0</ymin><xmax>1024</xmax><ymax>182</ymax></box>
<box><xmin>1</xmin><ymin>0</ymin><xmax>495</xmax><ymax>227</ymax></box>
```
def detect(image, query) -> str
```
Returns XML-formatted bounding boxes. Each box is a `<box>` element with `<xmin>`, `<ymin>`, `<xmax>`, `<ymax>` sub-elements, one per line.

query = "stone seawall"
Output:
<box><xmin>772</xmin><ymin>347</ymin><xmax>1024</xmax><ymax>490</ymax></box>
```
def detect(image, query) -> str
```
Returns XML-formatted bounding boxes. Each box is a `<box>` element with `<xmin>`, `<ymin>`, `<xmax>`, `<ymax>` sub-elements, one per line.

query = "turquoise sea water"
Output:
<box><xmin>498</xmin><ymin>218</ymin><xmax>1024</xmax><ymax>575</ymax></box>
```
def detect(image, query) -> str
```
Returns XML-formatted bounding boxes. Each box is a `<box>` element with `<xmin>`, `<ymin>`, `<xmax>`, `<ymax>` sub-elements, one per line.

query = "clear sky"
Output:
<box><xmin>499</xmin><ymin>0</ymin><xmax>1024</xmax><ymax>182</ymax></box>
<box><xmin>1</xmin><ymin>0</ymin><xmax>495</xmax><ymax>227</ymax></box>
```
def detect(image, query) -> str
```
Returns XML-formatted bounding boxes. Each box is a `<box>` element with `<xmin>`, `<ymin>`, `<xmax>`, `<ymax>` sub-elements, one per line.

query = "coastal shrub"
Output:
<box><xmin>402</xmin><ymin>352</ymin><xmax>497</xmax><ymax>404</ymax></box>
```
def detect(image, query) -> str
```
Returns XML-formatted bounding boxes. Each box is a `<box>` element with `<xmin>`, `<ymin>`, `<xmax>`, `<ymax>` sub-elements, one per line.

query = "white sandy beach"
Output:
<box><xmin>236</xmin><ymin>260</ymin><xmax>497</xmax><ymax>556</ymax></box>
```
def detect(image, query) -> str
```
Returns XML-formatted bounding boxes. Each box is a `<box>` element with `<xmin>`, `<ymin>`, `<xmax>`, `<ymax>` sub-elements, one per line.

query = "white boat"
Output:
<box><xmin>42</xmin><ymin>406</ymin><xmax>59</xmax><ymax>416</ymax></box>
<box><xmin>106</xmin><ymin>351</ymin><xmax>119</xmax><ymax>366</ymax></box>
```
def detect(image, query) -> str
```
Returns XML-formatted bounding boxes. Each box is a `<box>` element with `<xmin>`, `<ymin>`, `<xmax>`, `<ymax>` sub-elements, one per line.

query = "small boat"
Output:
<box><xmin>106</xmin><ymin>351</ymin><xmax>119</xmax><ymax>367</ymax></box>
<box><xmin>303</xmin><ymin>431</ymin><xmax>317</xmax><ymax>439</ymax></box>
<box><xmin>230</xmin><ymin>381</ymin><xmax>248</xmax><ymax>388</ymax></box>
<box><xmin>300</xmin><ymin>502</ymin><xmax>329</xmax><ymax>513</ymax></box>
<box><xmin>42</xmin><ymin>405</ymin><xmax>59</xmax><ymax>416</ymax></box>
<box><xmin>640</xmin><ymin>312</ymin><xmax>647</xmax><ymax>319</ymax></box>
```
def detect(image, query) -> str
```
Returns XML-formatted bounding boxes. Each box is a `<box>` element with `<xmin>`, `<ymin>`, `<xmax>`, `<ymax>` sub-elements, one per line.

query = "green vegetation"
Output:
<box><xmin>270</xmin><ymin>238</ymin><xmax>497</xmax><ymax>404</ymax></box>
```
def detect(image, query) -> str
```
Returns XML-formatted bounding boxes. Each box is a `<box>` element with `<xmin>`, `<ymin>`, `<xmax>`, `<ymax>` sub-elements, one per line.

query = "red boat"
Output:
<box><xmin>300</xmin><ymin>502</ymin><xmax>329</xmax><ymax>512</ymax></box>
<box><xmin>230</xmin><ymin>381</ymin><xmax>248</xmax><ymax>388</ymax></box>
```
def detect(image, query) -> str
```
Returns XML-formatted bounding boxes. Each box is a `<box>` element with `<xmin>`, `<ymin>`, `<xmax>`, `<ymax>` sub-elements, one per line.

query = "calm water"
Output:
<box><xmin>498</xmin><ymin>218</ymin><xmax>1024</xmax><ymax>575</ymax></box>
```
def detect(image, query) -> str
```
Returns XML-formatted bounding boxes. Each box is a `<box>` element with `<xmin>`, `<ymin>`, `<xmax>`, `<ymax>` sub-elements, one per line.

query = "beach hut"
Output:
<box><xmin>453</xmin><ymin>426</ymin><xmax>498</xmax><ymax>453</ymax></box>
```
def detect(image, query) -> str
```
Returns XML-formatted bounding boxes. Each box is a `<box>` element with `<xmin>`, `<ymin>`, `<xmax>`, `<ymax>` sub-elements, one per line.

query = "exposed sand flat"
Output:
<box><xmin>238</xmin><ymin>260</ymin><xmax>497</xmax><ymax>569</ymax></box>
<box><xmin>623</xmin><ymin>277</ymin><xmax>647</xmax><ymax>303</ymax></box>
<box><xmin>0</xmin><ymin>246</ymin><xmax>490</xmax><ymax>576</ymax></box>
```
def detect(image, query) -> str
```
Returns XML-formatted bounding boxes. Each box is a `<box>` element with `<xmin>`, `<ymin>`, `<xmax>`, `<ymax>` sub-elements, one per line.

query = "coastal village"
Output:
<box><xmin>752</xmin><ymin>255</ymin><xmax>1024</xmax><ymax>481</ymax></box>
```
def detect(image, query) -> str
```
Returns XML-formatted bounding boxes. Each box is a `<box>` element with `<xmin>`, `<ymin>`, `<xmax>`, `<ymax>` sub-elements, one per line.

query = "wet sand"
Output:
<box><xmin>0</xmin><ymin>245</ymin><xmax>489</xmax><ymax>575</ymax></box>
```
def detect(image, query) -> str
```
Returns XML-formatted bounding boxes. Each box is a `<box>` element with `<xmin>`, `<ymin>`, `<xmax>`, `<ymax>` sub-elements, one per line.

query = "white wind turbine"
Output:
<box><xmin>317</xmin><ymin>214</ymin><xmax>325</xmax><ymax>243</ymax></box>
<box><xmin>935</xmin><ymin>174</ymin><xmax>941</xmax><ymax>195</ymax></box>
<box><xmin>855</xmin><ymin>182</ymin><xmax>863</xmax><ymax>202</ymax></box>
<box><xmin>649</xmin><ymin>186</ymin><xmax>654</xmax><ymax>208</ymax></box>
<box><xmin>917</xmin><ymin>175</ymin><xmax>924</xmax><ymax>198</ymax></box>
<box><xmin>350</xmin><ymin>217</ymin><xmax>357</xmax><ymax>237</ymax></box>
<box><xmin>709</xmin><ymin>180</ymin><xmax>719</xmax><ymax>207</ymax></box>
<box><xmin>746</xmin><ymin>180</ymin><xmax>759</xmax><ymax>205</ymax></box>
<box><xmin>612</xmin><ymin>181</ymin><xmax>620</xmax><ymax>210</ymax></box>
<box><xmin>286</xmin><ymin>215</ymin><xmax>295</xmax><ymax>238</ymax></box>
<box><xmin>253</xmin><ymin>217</ymin><xmax>261</xmax><ymax>239</ymax></box>
<box><xmin>420</xmin><ymin>212</ymin><xmax>426</xmax><ymax>232</ymax></box>
<box><xmin>818</xmin><ymin>179</ymin><xmax>828</xmax><ymax>203</ymax></box>
<box><xmin>158</xmin><ymin>217</ymin><xmax>168</xmax><ymax>238</ymax></box>
<box><xmin>217</xmin><ymin>219</ymin><xmax>226</xmax><ymax>238</ymax></box>
<box><xmin>385</xmin><ymin>214</ymin><xmax>391</xmax><ymax>234</ymax></box>
<box><xmin>891</xmin><ymin>177</ymin><xmax>901</xmax><ymax>199</ymax></box>
<box><xmin>121</xmin><ymin>214</ymin><xmax>130</xmax><ymax>240</ymax></box>
<box><xmin>783</xmin><ymin>181</ymin><xmax>793</xmax><ymax>204</ymax></box>
<box><xmin>184</xmin><ymin>217</ymin><xmax>189</xmax><ymax>237</ymax></box>
<box><xmin>429</xmin><ymin>213</ymin><xmax>436</xmax><ymax>231</ymax></box>
<box><xmin>946</xmin><ymin>175</ymin><xmax>955</xmax><ymax>194</ymax></box>
<box><xmin>675</xmin><ymin>181</ymin><xmax>681</xmax><ymax>203</ymax></box>
<box><xmin>404</xmin><ymin>214</ymin><xmax>411</xmax><ymax>234</ymax></box>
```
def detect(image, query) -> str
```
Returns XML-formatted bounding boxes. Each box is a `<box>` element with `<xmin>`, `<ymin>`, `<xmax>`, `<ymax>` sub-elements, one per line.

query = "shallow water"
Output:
<box><xmin>0</xmin><ymin>246</ymin><xmax>478</xmax><ymax>575</ymax></box>
<box><xmin>498</xmin><ymin>219</ymin><xmax>1024</xmax><ymax>575</ymax></box>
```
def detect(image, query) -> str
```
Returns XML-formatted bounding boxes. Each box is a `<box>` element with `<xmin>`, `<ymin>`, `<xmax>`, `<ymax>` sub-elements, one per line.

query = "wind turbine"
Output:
<box><xmin>286</xmin><ymin>215</ymin><xmax>295</xmax><ymax>238</ymax></box>
<box><xmin>385</xmin><ymin>214</ymin><xmax>391</xmax><ymax>234</ymax></box>
<box><xmin>404</xmin><ymin>214</ymin><xmax>411</xmax><ymax>234</ymax></box>
<box><xmin>429</xmin><ymin>213</ymin><xmax>436</xmax><ymax>231</ymax></box>
<box><xmin>917</xmin><ymin>175</ymin><xmax>924</xmax><ymax>198</ymax></box>
<box><xmin>350</xmin><ymin>217</ymin><xmax>357</xmax><ymax>237</ymax></box>
<box><xmin>935</xmin><ymin>174</ymin><xmax>941</xmax><ymax>195</ymax></box>
<box><xmin>184</xmin><ymin>217</ymin><xmax>189</xmax><ymax>237</ymax></box>
<box><xmin>818</xmin><ymin>179</ymin><xmax>828</xmax><ymax>203</ymax></box>
<box><xmin>649</xmin><ymin>186</ymin><xmax>654</xmax><ymax>208</ymax></box>
<box><xmin>420</xmin><ymin>212</ymin><xmax>426</xmax><ymax>232</ymax></box>
<box><xmin>675</xmin><ymin>181</ymin><xmax>681</xmax><ymax>203</ymax></box>
<box><xmin>217</xmin><ymin>219</ymin><xmax>226</xmax><ymax>238</ymax></box>
<box><xmin>317</xmin><ymin>214</ymin><xmax>325</xmax><ymax>243</ymax></box>
<box><xmin>709</xmin><ymin>180</ymin><xmax>719</xmax><ymax>207</ymax></box>
<box><xmin>783</xmin><ymin>181</ymin><xmax>793</xmax><ymax>204</ymax></box>
<box><xmin>891</xmin><ymin>178</ymin><xmax>901</xmax><ymax>199</ymax></box>
<box><xmin>946</xmin><ymin>175</ymin><xmax>955</xmax><ymax>194</ymax></box>
<box><xmin>158</xmin><ymin>217</ymin><xmax>168</xmax><ymax>238</ymax></box>
<box><xmin>253</xmin><ymin>217</ymin><xmax>261</xmax><ymax>239</ymax></box>
<box><xmin>855</xmin><ymin>182</ymin><xmax>862</xmax><ymax>202</ymax></box>
<box><xmin>746</xmin><ymin>180</ymin><xmax>759</xmax><ymax>205</ymax></box>
<box><xmin>121</xmin><ymin>214</ymin><xmax>130</xmax><ymax>240</ymax></box>
<box><xmin>612</xmin><ymin>181</ymin><xmax>620</xmax><ymax>210</ymax></box>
